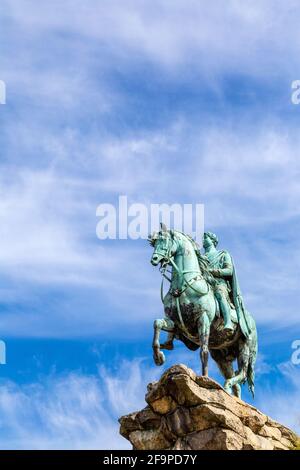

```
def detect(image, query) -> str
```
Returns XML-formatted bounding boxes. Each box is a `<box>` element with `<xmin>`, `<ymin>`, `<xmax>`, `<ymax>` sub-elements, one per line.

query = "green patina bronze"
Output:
<box><xmin>149</xmin><ymin>224</ymin><xmax>257</xmax><ymax>399</ymax></box>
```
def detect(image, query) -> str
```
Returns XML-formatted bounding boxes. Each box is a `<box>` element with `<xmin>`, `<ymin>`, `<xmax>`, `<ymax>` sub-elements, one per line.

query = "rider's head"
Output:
<box><xmin>203</xmin><ymin>232</ymin><xmax>218</xmax><ymax>248</ymax></box>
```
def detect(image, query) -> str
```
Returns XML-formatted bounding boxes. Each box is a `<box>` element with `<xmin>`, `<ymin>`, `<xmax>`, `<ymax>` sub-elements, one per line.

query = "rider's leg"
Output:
<box><xmin>215</xmin><ymin>290</ymin><xmax>234</xmax><ymax>332</ymax></box>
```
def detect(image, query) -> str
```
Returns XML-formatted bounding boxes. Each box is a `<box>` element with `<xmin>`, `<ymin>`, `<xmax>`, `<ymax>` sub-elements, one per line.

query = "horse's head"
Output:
<box><xmin>148</xmin><ymin>223</ymin><xmax>175</xmax><ymax>267</ymax></box>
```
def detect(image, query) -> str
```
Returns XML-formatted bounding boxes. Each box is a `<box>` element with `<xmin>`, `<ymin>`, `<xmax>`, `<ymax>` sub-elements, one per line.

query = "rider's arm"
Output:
<box><xmin>211</xmin><ymin>252</ymin><xmax>233</xmax><ymax>278</ymax></box>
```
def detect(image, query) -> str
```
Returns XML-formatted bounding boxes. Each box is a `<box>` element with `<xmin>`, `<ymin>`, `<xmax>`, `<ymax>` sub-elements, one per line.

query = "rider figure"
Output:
<box><xmin>203</xmin><ymin>232</ymin><xmax>234</xmax><ymax>332</ymax></box>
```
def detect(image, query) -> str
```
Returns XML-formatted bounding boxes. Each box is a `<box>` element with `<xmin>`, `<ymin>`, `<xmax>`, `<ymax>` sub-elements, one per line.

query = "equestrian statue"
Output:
<box><xmin>149</xmin><ymin>224</ymin><xmax>257</xmax><ymax>399</ymax></box>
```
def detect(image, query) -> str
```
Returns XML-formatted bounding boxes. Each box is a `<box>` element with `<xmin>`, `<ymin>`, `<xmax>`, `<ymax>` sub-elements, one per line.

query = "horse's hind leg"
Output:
<box><xmin>152</xmin><ymin>318</ymin><xmax>174</xmax><ymax>366</ymax></box>
<box><xmin>197</xmin><ymin>313</ymin><xmax>210</xmax><ymax>376</ymax></box>
<box><xmin>232</xmin><ymin>383</ymin><xmax>241</xmax><ymax>398</ymax></box>
<box><xmin>222</xmin><ymin>360</ymin><xmax>242</xmax><ymax>398</ymax></box>
<box><xmin>224</xmin><ymin>342</ymin><xmax>249</xmax><ymax>397</ymax></box>
<box><xmin>210</xmin><ymin>350</ymin><xmax>239</xmax><ymax>397</ymax></box>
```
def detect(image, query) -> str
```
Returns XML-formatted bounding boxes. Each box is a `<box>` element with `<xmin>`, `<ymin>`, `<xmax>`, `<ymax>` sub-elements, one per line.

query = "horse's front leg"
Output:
<box><xmin>160</xmin><ymin>317</ymin><xmax>175</xmax><ymax>350</ymax></box>
<box><xmin>197</xmin><ymin>313</ymin><xmax>210</xmax><ymax>376</ymax></box>
<box><xmin>160</xmin><ymin>331</ymin><xmax>175</xmax><ymax>350</ymax></box>
<box><xmin>152</xmin><ymin>318</ymin><xmax>174</xmax><ymax>366</ymax></box>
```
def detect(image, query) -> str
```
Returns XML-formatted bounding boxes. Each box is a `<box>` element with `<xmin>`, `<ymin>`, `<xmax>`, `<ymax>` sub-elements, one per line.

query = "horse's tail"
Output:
<box><xmin>246</xmin><ymin>320</ymin><xmax>258</xmax><ymax>398</ymax></box>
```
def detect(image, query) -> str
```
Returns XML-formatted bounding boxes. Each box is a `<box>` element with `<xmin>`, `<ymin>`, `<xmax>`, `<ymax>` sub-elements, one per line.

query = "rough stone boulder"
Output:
<box><xmin>119</xmin><ymin>364</ymin><xmax>298</xmax><ymax>450</ymax></box>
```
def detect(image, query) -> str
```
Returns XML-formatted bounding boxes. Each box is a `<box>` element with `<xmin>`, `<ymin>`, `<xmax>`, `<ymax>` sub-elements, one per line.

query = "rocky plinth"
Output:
<box><xmin>119</xmin><ymin>364</ymin><xmax>298</xmax><ymax>450</ymax></box>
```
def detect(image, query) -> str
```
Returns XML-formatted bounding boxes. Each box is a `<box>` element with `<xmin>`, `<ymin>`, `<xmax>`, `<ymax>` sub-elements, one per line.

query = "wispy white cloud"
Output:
<box><xmin>3</xmin><ymin>0</ymin><xmax>300</xmax><ymax>77</ymax></box>
<box><xmin>0</xmin><ymin>360</ymin><xmax>150</xmax><ymax>449</ymax></box>
<box><xmin>1</xmin><ymin>119</ymin><xmax>300</xmax><ymax>335</ymax></box>
<box><xmin>0</xmin><ymin>0</ymin><xmax>300</xmax><ymax>339</ymax></box>
<box><xmin>256</xmin><ymin>361</ymin><xmax>300</xmax><ymax>434</ymax></box>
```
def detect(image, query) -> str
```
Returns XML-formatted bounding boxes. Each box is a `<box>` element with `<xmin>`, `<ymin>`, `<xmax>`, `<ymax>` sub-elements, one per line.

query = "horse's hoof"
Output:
<box><xmin>224</xmin><ymin>381</ymin><xmax>232</xmax><ymax>394</ymax></box>
<box><xmin>153</xmin><ymin>351</ymin><xmax>165</xmax><ymax>366</ymax></box>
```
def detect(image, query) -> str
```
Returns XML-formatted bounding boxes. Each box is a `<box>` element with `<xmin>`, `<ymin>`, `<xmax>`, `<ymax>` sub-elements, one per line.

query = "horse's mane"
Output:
<box><xmin>173</xmin><ymin>231</ymin><xmax>216</xmax><ymax>286</ymax></box>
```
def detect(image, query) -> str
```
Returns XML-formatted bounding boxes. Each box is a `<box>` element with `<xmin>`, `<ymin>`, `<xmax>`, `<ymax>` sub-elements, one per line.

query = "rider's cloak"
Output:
<box><xmin>226</xmin><ymin>251</ymin><xmax>252</xmax><ymax>339</ymax></box>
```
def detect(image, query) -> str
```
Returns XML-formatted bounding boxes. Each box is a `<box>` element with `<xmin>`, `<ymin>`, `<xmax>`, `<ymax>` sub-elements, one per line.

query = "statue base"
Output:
<box><xmin>119</xmin><ymin>364</ymin><xmax>298</xmax><ymax>450</ymax></box>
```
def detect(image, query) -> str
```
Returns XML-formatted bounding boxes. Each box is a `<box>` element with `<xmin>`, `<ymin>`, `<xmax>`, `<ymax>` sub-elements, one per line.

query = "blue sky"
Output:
<box><xmin>0</xmin><ymin>0</ymin><xmax>300</xmax><ymax>449</ymax></box>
